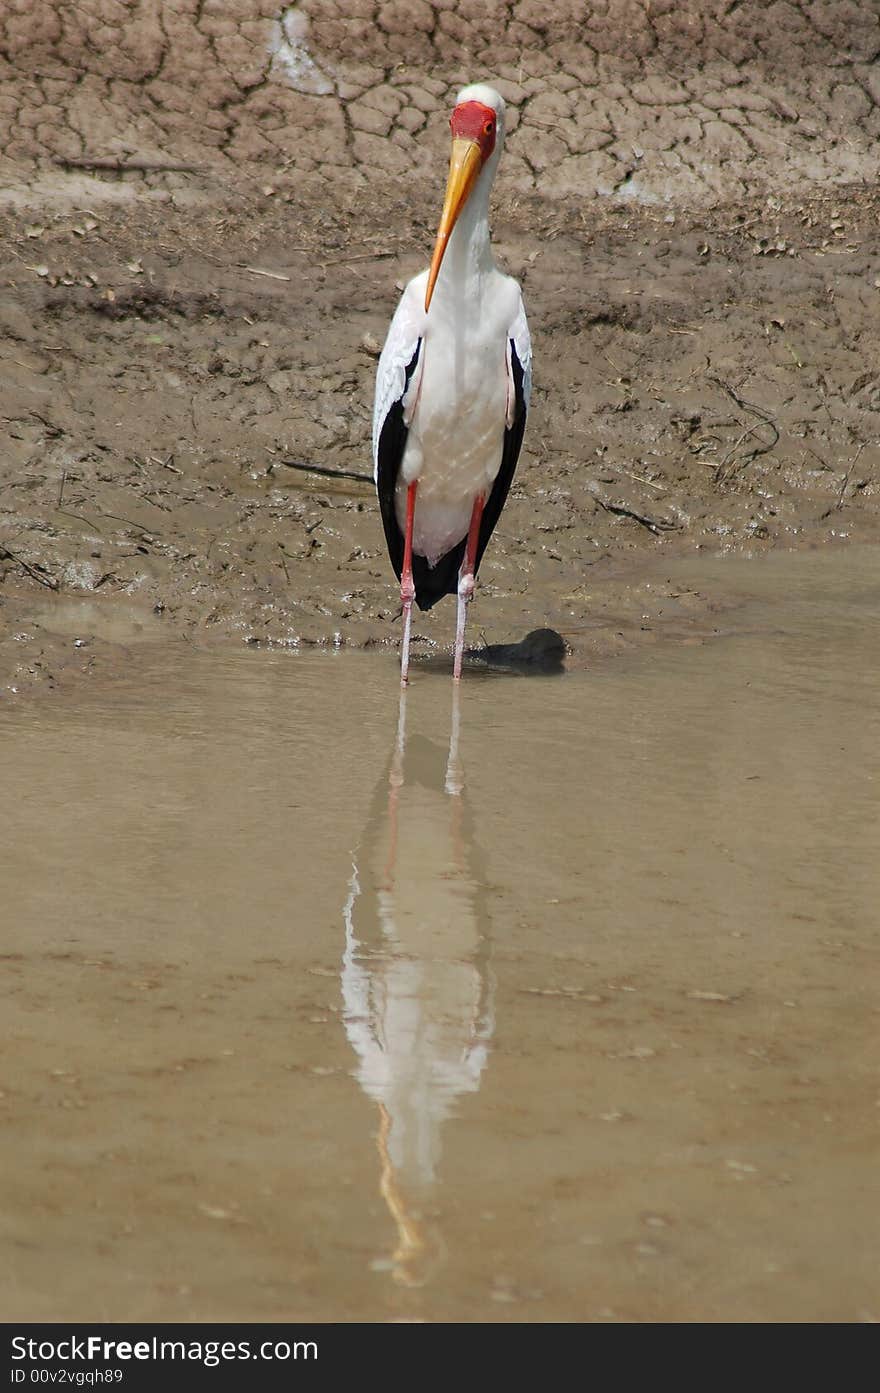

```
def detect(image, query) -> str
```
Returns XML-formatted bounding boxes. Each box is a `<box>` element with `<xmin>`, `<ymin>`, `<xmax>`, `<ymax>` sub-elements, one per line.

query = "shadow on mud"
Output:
<box><xmin>414</xmin><ymin>627</ymin><xmax>567</xmax><ymax>679</ymax></box>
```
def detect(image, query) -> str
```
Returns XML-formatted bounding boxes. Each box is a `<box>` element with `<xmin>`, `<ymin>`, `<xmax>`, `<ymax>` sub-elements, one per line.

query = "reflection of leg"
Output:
<box><xmin>377</xmin><ymin>1103</ymin><xmax>430</xmax><ymax>1288</ymax></box>
<box><xmin>383</xmin><ymin>688</ymin><xmax>407</xmax><ymax>888</ymax></box>
<box><xmin>453</xmin><ymin>493</ymin><xmax>484</xmax><ymax>682</ymax></box>
<box><xmin>445</xmin><ymin>682</ymin><xmax>463</xmax><ymax>797</ymax></box>
<box><xmin>400</xmin><ymin>482</ymin><xmax>417</xmax><ymax>686</ymax></box>
<box><xmin>446</xmin><ymin>684</ymin><xmax>465</xmax><ymax>859</ymax></box>
<box><xmin>390</xmin><ymin>686</ymin><xmax>407</xmax><ymax>788</ymax></box>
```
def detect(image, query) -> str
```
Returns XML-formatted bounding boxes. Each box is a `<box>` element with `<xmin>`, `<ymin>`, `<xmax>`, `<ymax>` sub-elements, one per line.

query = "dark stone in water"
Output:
<box><xmin>469</xmin><ymin>628</ymin><xmax>566</xmax><ymax>674</ymax></box>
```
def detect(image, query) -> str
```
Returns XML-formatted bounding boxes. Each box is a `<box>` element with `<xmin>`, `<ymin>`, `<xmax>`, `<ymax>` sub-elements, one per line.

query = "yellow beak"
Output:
<box><xmin>424</xmin><ymin>137</ymin><xmax>483</xmax><ymax>313</ymax></box>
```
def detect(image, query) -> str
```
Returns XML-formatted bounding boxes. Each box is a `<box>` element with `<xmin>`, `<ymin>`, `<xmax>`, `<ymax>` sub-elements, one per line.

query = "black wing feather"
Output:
<box><xmin>376</xmin><ymin>340</ymin><xmax>420</xmax><ymax>588</ymax></box>
<box><xmin>376</xmin><ymin>339</ymin><xmax>527</xmax><ymax>613</ymax></box>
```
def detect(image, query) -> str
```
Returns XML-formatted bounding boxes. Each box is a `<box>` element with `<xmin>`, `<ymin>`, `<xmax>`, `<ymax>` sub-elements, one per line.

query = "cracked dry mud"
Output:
<box><xmin>1</xmin><ymin>1</ymin><xmax>879</xmax><ymax>693</ymax></box>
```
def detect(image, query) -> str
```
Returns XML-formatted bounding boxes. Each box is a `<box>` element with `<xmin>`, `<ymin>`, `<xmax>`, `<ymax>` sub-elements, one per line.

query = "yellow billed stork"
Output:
<box><xmin>373</xmin><ymin>83</ymin><xmax>532</xmax><ymax>684</ymax></box>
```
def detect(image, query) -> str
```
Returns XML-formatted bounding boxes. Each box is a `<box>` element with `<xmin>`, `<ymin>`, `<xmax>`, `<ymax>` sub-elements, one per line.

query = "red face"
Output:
<box><xmin>449</xmin><ymin>100</ymin><xmax>497</xmax><ymax>163</ymax></box>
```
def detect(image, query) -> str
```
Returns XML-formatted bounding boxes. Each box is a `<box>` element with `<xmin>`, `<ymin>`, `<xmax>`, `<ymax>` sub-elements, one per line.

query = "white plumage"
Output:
<box><xmin>373</xmin><ymin>83</ymin><xmax>532</xmax><ymax>683</ymax></box>
<box><xmin>375</xmin><ymin>276</ymin><xmax>530</xmax><ymax>563</ymax></box>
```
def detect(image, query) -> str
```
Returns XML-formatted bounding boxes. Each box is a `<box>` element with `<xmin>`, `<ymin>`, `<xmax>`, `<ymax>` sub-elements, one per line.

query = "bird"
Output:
<box><xmin>372</xmin><ymin>82</ymin><xmax>532</xmax><ymax>685</ymax></box>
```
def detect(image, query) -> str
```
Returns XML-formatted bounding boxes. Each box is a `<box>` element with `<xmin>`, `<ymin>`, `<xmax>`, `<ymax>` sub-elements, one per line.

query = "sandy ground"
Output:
<box><xmin>2</xmin><ymin>0</ymin><xmax>880</xmax><ymax>694</ymax></box>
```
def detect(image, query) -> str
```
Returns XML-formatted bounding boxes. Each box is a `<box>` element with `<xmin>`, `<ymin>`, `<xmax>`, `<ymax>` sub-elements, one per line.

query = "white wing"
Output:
<box><xmin>372</xmin><ymin>275</ymin><xmax>427</xmax><ymax>483</ymax></box>
<box><xmin>508</xmin><ymin>290</ymin><xmax>532</xmax><ymax>423</ymax></box>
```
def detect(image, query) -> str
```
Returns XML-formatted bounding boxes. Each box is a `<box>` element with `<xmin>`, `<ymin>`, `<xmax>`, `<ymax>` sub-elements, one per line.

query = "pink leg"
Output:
<box><xmin>400</xmin><ymin>482</ymin><xmax>417</xmax><ymax>686</ymax></box>
<box><xmin>453</xmin><ymin>492</ymin><xmax>484</xmax><ymax>682</ymax></box>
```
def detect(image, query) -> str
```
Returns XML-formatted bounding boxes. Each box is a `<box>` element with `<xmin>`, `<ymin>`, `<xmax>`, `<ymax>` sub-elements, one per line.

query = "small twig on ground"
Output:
<box><xmin>151</xmin><ymin>454</ymin><xmax>182</xmax><ymax>474</ymax></box>
<box><xmin>279</xmin><ymin>459</ymin><xmax>373</xmax><ymax>485</ymax></box>
<box><xmin>836</xmin><ymin>442</ymin><xmax>866</xmax><ymax>508</ymax></box>
<box><xmin>128</xmin><ymin>456</ymin><xmax>172</xmax><ymax>512</ymax></box>
<box><xmin>615</xmin><ymin>466</ymin><xmax>666</xmax><ymax>492</ymax></box>
<box><xmin>243</xmin><ymin>266</ymin><xmax>291</xmax><ymax>282</ymax></box>
<box><xmin>715</xmin><ymin>422</ymin><xmax>769</xmax><ymax>475</ymax></box>
<box><xmin>27</xmin><ymin>410</ymin><xmax>64</xmax><ymax>438</ymax></box>
<box><xmin>101</xmin><ymin>510</ymin><xmax>162</xmax><ymax>534</ymax></box>
<box><xmin>320</xmin><ymin>251</ymin><xmax>396</xmax><ymax>267</ymax></box>
<box><xmin>707</xmin><ymin>375</ymin><xmax>779</xmax><ymax>482</ymax></box>
<box><xmin>0</xmin><ymin>545</ymin><xmax>59</xmax><ymax>590</ymax></box>
<box><xmin>142</xmin><ymin>492</ymin><xmax>172</xmax><ymax>513</ymax></box>
<box><xmin>588</xmin><ymin>484</ymin><xmax>679</xmax><ymax>536</ymax></box>
<box><xmin>802</xmin><ymin>442</ymin><xmax>832</xmax><ymax>472</ymax></box>
<box><xmin>708</xmin><ymin>375</ymin><xmax>778</xmax><ymax>428</ymax></box>
<box><xmin>820</xmin><ymin>441</ymin><xmax>867</xmax><ymax>518</ymax></box>
<box><xmin>58</xmin><ymin>509</ymin><xmax>101</xmax><ymax>530</ymax></box>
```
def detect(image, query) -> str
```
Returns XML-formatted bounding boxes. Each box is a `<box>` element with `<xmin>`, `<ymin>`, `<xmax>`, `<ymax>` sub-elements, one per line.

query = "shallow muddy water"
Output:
<box><xmin>2</xmin><ymin>547</ymin><xmax>879</xmax><ymax>1322</ymax></box>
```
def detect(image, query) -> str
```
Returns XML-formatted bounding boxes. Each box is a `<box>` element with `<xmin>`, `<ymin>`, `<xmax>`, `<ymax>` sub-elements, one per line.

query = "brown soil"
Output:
<box><xmin>2</xmin><ymin>1</ymin><xmax>879</xmax><ymax>694</ymax></box>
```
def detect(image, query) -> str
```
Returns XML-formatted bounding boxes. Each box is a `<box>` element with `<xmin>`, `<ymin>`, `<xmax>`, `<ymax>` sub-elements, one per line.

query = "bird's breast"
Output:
<box><xmin>397</xmin><ymin>348</ymin><xmax>507</xmax><ymax>562</ymax></box>
<box><xmin>413</xmin><ymin>364</ymin><xmax>506</xmax><ymax>474</ymax></box>
<box><xmin>392</xmin><ymin>272</ymin><xmax>521</xmax><ymax>562</ymax></box>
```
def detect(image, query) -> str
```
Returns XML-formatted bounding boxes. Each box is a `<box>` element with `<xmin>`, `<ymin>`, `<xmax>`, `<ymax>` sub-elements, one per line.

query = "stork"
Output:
<box><xmin>372</xmin><ymin>83</ymin><xmax>532</xmax><ymax>685</ymax></box>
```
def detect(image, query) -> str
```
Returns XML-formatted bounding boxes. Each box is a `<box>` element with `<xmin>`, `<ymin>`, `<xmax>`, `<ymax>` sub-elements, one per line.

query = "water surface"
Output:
<box><xmin>2</xmin><ymin>547</ymin><xmax>878</xmax><ymax>1322</ymax></box>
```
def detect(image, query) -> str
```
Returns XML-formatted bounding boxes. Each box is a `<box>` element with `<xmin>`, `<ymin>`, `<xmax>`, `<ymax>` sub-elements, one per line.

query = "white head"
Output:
<box><xmin>424</xmin><ymin>84</ymin><xmax>508</xmax><ymax>311</ymax></box>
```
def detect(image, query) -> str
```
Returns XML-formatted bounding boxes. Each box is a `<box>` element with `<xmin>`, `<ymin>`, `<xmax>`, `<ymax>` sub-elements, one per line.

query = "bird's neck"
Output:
<box><xmin>436</xmin><ymin>175</ymin><xmax>495</xmax><ymax>304</ymax></box>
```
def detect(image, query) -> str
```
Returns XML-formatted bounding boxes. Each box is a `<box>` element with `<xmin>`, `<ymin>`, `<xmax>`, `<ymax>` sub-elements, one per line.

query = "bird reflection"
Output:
<box><xmin>341</xmin><ymin>688</ymin><xmax>493</xmax><ymax>1286</ymax></box>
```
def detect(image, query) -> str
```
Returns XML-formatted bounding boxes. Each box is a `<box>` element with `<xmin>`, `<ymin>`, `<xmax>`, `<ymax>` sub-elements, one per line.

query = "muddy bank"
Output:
<box><xmin>3</xmin><ymin>187</ymin><xmax>878</xmax><ymax>696</ymax></box>
<box><xmin>1</xmin><ymin>3</ymin><xmax>879</xmax><ymax>694</ymax></box>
